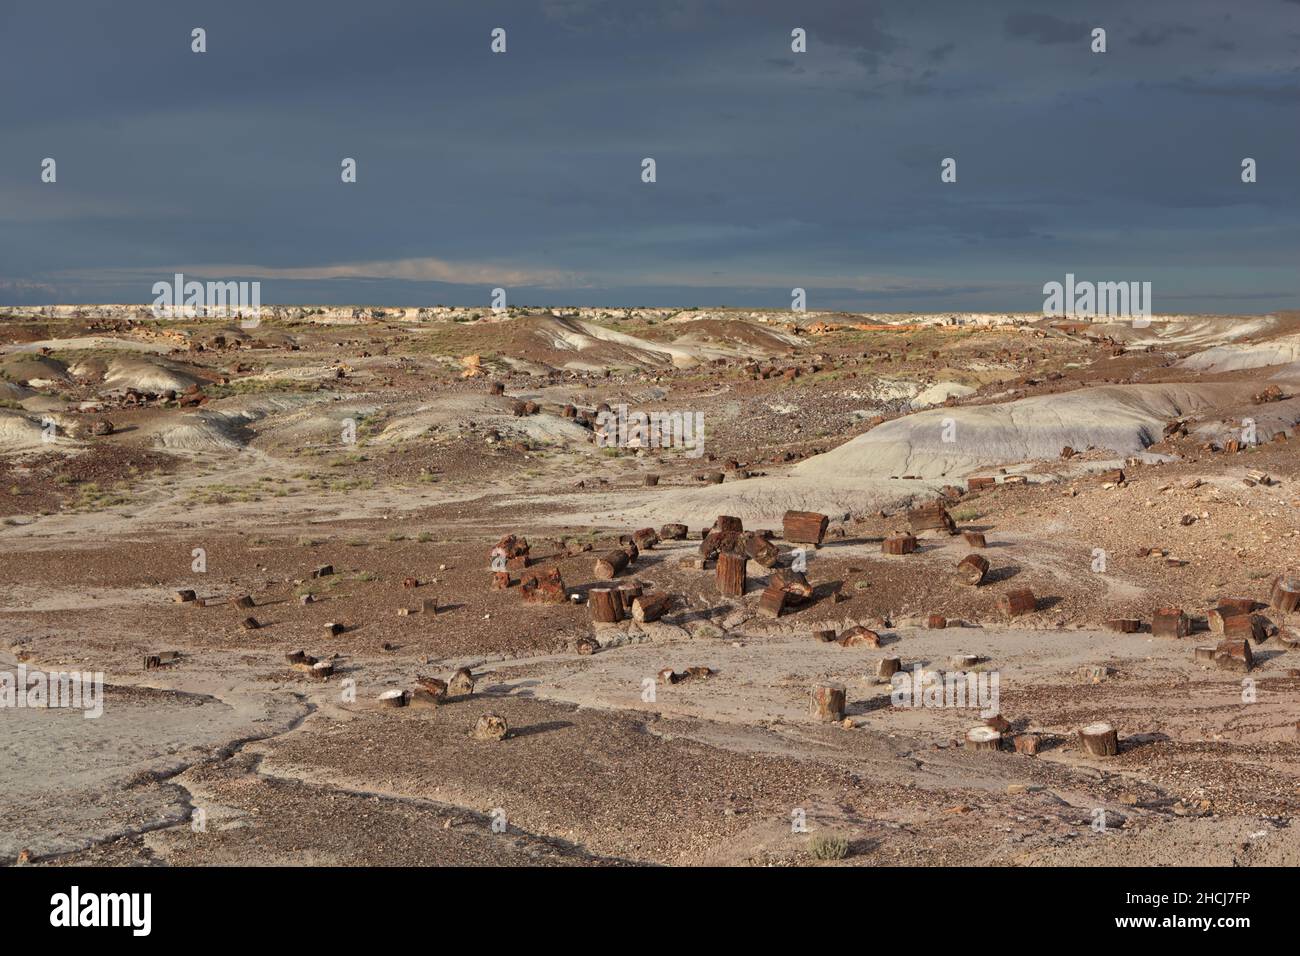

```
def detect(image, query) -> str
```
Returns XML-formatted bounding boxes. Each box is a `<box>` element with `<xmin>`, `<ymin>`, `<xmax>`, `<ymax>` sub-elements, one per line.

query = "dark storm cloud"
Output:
<box><xmin>0</xmin><ymin>0</ymin><xmax>1296</xmax><ymax>313</ymax></box>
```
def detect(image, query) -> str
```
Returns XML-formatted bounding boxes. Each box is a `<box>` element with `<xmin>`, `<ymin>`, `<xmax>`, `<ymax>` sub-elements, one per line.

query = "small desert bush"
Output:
<box><xmin>807</xmin><ymin>833</ymin><xmax>850</xmax><ymax>861</ymax></box>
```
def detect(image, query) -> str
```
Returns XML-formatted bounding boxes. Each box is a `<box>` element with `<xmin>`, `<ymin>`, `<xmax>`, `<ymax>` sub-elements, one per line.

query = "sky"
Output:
<box><xmin>1</xmin><ymin>0</ymin><xmax>1297</xmax><ymax>313</ymax></box>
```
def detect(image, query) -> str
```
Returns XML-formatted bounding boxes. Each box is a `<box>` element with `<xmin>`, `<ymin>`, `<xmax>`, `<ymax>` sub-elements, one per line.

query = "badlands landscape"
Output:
<box><xmin>2</xmin><ymin>303</ymin><xmax>1299</xmax><ymax>867</ymax></box>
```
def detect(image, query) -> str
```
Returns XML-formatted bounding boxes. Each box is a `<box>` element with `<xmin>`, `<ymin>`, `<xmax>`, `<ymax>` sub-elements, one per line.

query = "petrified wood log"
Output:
<box><xmin>1107</xmin><ymin>618</ymin><xmax>1142</xmax><ymax>633</ymax></box>
<box><xmin>1078</xmin><ymin>722</ymin><xmax>1118</xmax><ymax>757</ymax></box>
<box><xmin>967</xmin><ymin>476</ymin><xmax>996</xmax><ymax>491</ymax></box>
<box><xmin>1012</xmin><ymin>734</ymin><xmax>1041</xmax><ymax>756</ymax></box>
<box><xmin>520</xmin><ymin>567</ymin><xmax>566</xmax><ymax>605</ymax></box>
<box><xmin>770</xmin><ymin>568</ymin><xmax>813</xmax><ymax>603</ymax></box>
<box><xmin>997</xmin><ymin>589</ymin><xmax>1037</xmax><ymax>617</ymax></box>
<box><xmin>956</xmin><ymin>553</ymin><xmax>989</xmax><ymax>586</ymax></box>
<box><xmin>1193</xmin><ymin>645</ymin><xmax>1216</xmax><ymax>663</ymax></box>
<box><xmin>965</xmin><ymin>727</ymin><xmax>1002</xmax><ymax>752</ymax></box>
<box><xmin>962</xmin><ymin>531</ymin><xmax>987</xmax><ymax>548</ymax></box>
<box><xmin>174</xmin><ymin>589</ymin><xmax>196</xmax><ymax>603</ymax></box>
<box><xmin>714</xmin><ymin>515</ymin><xmax>744</xmax><ymax>534</ymax></box>
<box><xmin>632</xmin><ymin>592</ymin><xmax>675</xmax><ymax>623</ymax></box>
<box><xmin>473</xmin><ymin>713</ymin><xmax>509</xmax><ymax>741</ymax></box>
<box><xmin>810</xmin><ymin>683</ymin><xmax>846</xmax><ymax>722</ymax></box>
<box><xmin>659</xmin><ymin>523</ymin><xmax>688</xmax><ymax>540</ymax></box>
<box><xmin>782</xmin><ymin>510</ymin><xmax>829</xmax><ymax>546</ymax></box>
<box><xmin>838</xmin><ymin>626</ymin><xmax>880</xmax><ymax>648</ymax></box>
<box><xmin>1151</xmin><ymin>606</ymin><xmax>1188</xmax><ymax>639</ymax></box>
<box><xmin>448</xmin><ymin>667</ymin><xmax>476</xmax><ymax>697</ymax></box>
<box><xmin>589</xmin><ymin>588</ymin><xmax>625</xmax><ymax>623</ymax></box>
<box><xmin>756</xmin><ymin>585</ymin><xmax>788</xmax><ymax>619</ymax></box>
<box><xmin>876</xmin><ymin>657</ymin><xmax>901</xmax><ymax>679</ymax></box>
<box><xmin>377</xmin><ymin>689</ymin><xmax>409</xmax><ymax>708</ymax></box>
<box><xmin>882</xmin><ymin>534</ymin><xmax>917</xmax><ymax>555</ymax></box>
<box><xmin>1214</xmin><ymin>637</ymin><xmax>1254</xmax><ymax>672</ymax></box>
<box><xmin>643</xmin><ymin>474</ymin><xmax>659</xmax><ymax>486</ymax></box>
<box><xmin>741</xmin><ymin>531</ymin><xmax>780</xmax><ymax>568</ymax></box>
<box><xmin>908</xmin><ymin>501</ymin><xmax>956</xmax><ymax>535</ymax></box>
<box><xmin>812</xmin><ymin>629</ymin><xmax>837</xmax><ymax>643</ymax></box>
<box><xmin>1222</xmin><ymin>612</ymin><xmax>1267</xmax><ymax>643</ymax></box>
<box><xmin>614</xmin><ymin>583</ymin><xmax>643</xmax><ymax>613</ymax></box>
<box><xmin>633</xmin><ymin>528</ymin><xmax>660</xmax><ymax>550</ymax></box>
<box><xmin>717</xmin><ymin>552</ymin><xmax>748</xmax><ymax>597</ymax></box>
<box><xmin>1270</xmin><ymin>576</ymin><xmax>1300</xmax><ymax>613</ymax></box>
<box><xmin>593</xmin><ymin>550</ymin><xmax>630</xmax><ymax>580</ymax></box>
<box><xmin>926</xmin><ymin>614</ymin><xmax>947</xmax><ymax>629</ymax></box>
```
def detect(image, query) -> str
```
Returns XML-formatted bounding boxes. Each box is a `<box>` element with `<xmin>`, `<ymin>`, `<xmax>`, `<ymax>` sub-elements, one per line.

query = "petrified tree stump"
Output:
<box><xmin>594</xmin><ymin>550</ymin><xmax>630</xmax><ymax>580</ymax></box>
<box><xmin>717</xmin><ymin>552</ymin><xmax>748</xmax><ymax>597</ymax></box>
<box><xmin>1270</xmin><ymin>576</ymin><xmax>1300</xmax><ymax>613</ymax></box>
<box><xmin>1193</xmin><ymin>645</ymin><xmax>1216</xmax><ymax>663</ymax></box>
<box><xmin>492</xmin><ymin>534</ymin><xmax>530</xmax><ymax>569</ymax></box>
<box><xmin>962</xmin><ymin>531</ymin><xmax>987</xmax><ymax>548</ymax></box>
<box><xmin>377</xmin><ymin>689</ymin><xmax>409</xmax><ymax>708</ymax></box>
<box><xmin>876</xmin><ymin>657</ymin><xmax>901</xmax><ymax>679</ymax></box>
<box><xmin>757</xmin><ymin>585</ymin><xmax>788</xmax><ymax>619</ymax></box>
<box><xmin>810</xmin><ymin>683</ymin><xmax>846</xmax><ymax>722</ymax></box>
<box><xmin>965</xmin><ymin>727</ymin><xmax>1002</xmax><ymax>752</ymax></box>
<box><xmin>632</xmin><ymin>592</ymin><xmax>674</xmax><ymax>623</ymax></box>
<box><xmin>956</xmin><ymin>553</ymin><xmax>989</xmax><ymax>586</ymax></box>
<box><xmin>882</xmin><ymin>534</ymin><xmax>917</xmax><ymax>555</ymax></box>
<box><xmin>589</xmin><ymin>588</ymin><xmax>625</xmax><ymax>623</ymax></box>
<box><xmin>998</xmin><ymin>589</ymin><xmax>1036</xmax><ymax>617</ymax></box>
<box><xmin>1078</xmin><ymin>722</ymin><xmax>1118</xmax><ymax>756</ymax></box>
<box><xmin>1151</xmin><ymin>606</ymin><xmax>1188</xmax><ymax>639</ymax></box>
<box><xmin>926</xmin><ymin>613</ymin><xmax>947</xmax><ymax>629</ymax></box>
<box><xmin>782</xmin><ymin>510</ymin><xmax>829</xmax><ymax>546</ymax></box>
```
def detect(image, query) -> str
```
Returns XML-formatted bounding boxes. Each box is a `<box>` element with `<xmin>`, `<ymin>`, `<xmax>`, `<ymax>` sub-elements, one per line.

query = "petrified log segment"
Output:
<box><xmin>926</xmin><ymin>613</ymin><xmax>947</xmax><ymax>629</ymax></box>
<box><xmin>717</xmin><ymin>552</ymin><xmax>748</xmax><ymax>596</ymax></box>
<box><xmin>632</xmin><ymin>592</ymin><xmax>674</xmax><ymax>623</ymax></box>
<box><xmin>589</xmin><ymin>588</ymin><xmax>625</xmax><ymax>623</ymax></box>
<box><xmin>882</xmin><ymin>534</ymin><xmax>917</xmax><ymax>555</ymax></box>
<box><xmin>1151</xmin><ymin>606</ymin><xmax>1188</xmax><ymax>639</ymax></box>
<box><xmin>1012</xmin><ymin>734</ymin><xmax>1041</xmax><ymax>756</ymax></box>
<box><xmin>1107</xmin><ymin>619</ymin><xmax>1142</xmax><ymax>634</ymax></box>
<box><xmin>632</xmin><ymin>528</ymin><xmax>660</xmax><ymax>550</ymax></box>
<box><xmin>1078</xmin><ymin>722</ymin><xmax>1118</xmax><ymax>757</ymax></box>
<box><xmin>770</xmin><ymin>569</ymin><xmax>812</xmax><ymax>603</ymax></box>
<box><xmin>643</xmin><ymin>474</ymin><xmax>659</xmax><ymax>487</ymax></box>
<box><xmin>838</xmin><ymin>626</ymin><xmax>880</xmax><ymax>648</ymax></box>
<box><xmin>614</xmin><ymin>583</ymin><xmax>643</xmax><ymax>613</ymax></box>
<box><xmin>1270</xmin><ymin>576</ymin><xmax>1300</xmax><ymax>613</ymax></box>
<box><xmin>491</xmin><ymin>571</ymin><xmax>510</xmax><ymax>590</ymax></box>
<box><xmin>810</xmin><ymin>683</ymin><xmax>846</xmax><ymax>722</ymax></box>
<box><xmin>1214</xmin><ymin>637</ymin><xmax>1254</xmax><ymax>672</ymax></box>
<box><xmin>593</xmin><ymin>550</ymin><xmax>630</xmax><ymax>580</ymax></box>
<box><xmin>622</xmin><ymin>540</ymin><xmax>639</xmax><ymax>563</ymax></box>
<box><xmin>984</xmin><ymin>714</ymin><xmax>1011</xmax><ymax>734</ymax></box>
<box><xmin>757</xmin><ymin>585</ymin><xmax>788</xmax><ymax>619</ymax></box>
<box><xmin>967</xmin><ymin>476</ymin><xmax>996</xmax><ymax>491</ymax></box>
<box><xmin>741</xmin><ymin>531</ymin><xmax>780</xmax><ymax>568</ymax></box>
<box><xmin>416</xmin><ymin>676</ymin><xmax>449</xmax><ymax>700</ymax></box>
<box><xmin>377</xmin><ymin>690</ymin><xmax>409</xmax><ymax>708</ymax></box>
<box><xmin>998</xmin><ymin>589</ymin><xmax>1037</xmax><ymax>617</ymax></box>
<box><xmin>174</xmin><ymin>589</ymin><xmax>196</xmax><ymax>603</ymax></box>
<box><xmin>812</xmin><ymin>629</ymin><xmax>837</xmax><ymax>643</ymax></box>
<box><xmin>492</xmin><ymin>534</ymin><xmax>530</xmax><ymax>569</ymax></box>
<box><xmin>908</xmin><ymin>502</ymin><xmax>956</xmax><ymax>535</ymax></box>
<box><xmin>1098</xmin><ymin>468</ymin><xmax>1125</xmax><ymax>484</ymax></box>
<box><xmin>520</xmin><ymin>567</ymin><xmax>566</xmax><ymax>605</ymax></box>
<box><xmin>876</xmin><ymin>657</ymin><xmax>901</xmax><ymax>679</ymax></box>
<box><xmin>473</xmin><ymin>713</ymin><xmax>509</xmax><ymax>741</ymax></box>
<box><xmin>1221</xmin><ymin>612</ymin><xmax>1267</xmax><ymax>644</ymax></box>
<box><xmin>965</xmin><ymin>727</ymin><xmax>1002</xmax><ymax>752</ymax></box>
<box><xmin>449</xmin><ymin>667</ymin><xmax>476</xmax><ymax>697</ymax></box>
<box><xmin>659</xmin><ymin>523</ymin><xmax>688</xmax><ymax>540</ymax></box>
<box><xmin>782</xmin><ymin>510</ymin><xmax>829</xmax><ymax>546</ymax></box>
<box><xmin>231</xmin><ymin>594</ymin><xmax>255</xmax><ymax>609</ymax></box>
<box><xmin>1193</xmin><ymin>645</ymin><xmax>1216</xmax><ymax>663</ymax></box>
<box><xmin>714</xmin><ymin>515</ymin><xmax>744</xmax><ymax>534</ymax></box>
<box><xmin>962</xmin><ymin>531</ymin><xmax>987</xmax><ymax>549</ymax></box>
<box><xmin>956</xmin><ymin>553</ymin><xmax>989</xmax><ymax>586</ymax></box>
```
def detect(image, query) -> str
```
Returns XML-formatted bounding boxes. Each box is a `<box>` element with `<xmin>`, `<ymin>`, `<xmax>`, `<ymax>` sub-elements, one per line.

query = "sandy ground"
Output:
<box><xmin>2</xmin><ymin>306</ymin><xmax>1299</xmax><ymax>866</ymax></box>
